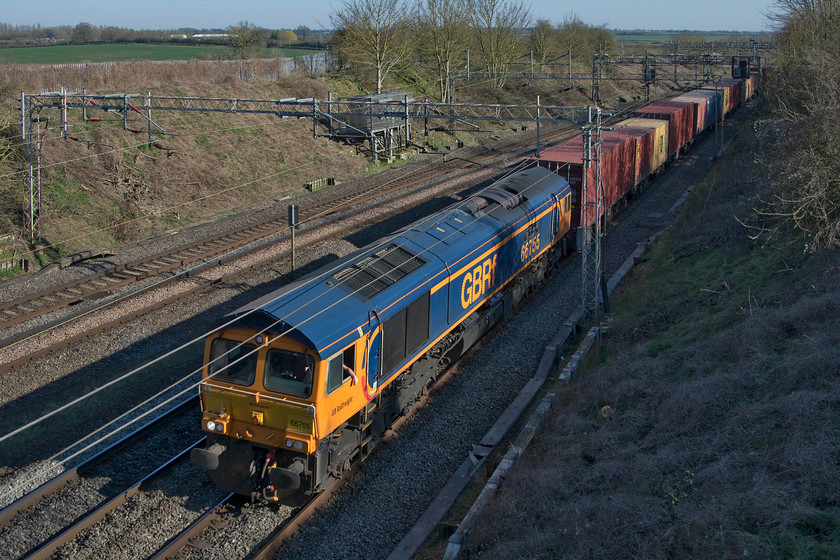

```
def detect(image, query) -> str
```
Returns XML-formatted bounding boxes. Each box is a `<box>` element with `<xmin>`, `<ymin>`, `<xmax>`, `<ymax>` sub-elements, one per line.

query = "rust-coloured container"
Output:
<box><xmin>611</xmin><ymin>122</ymin><xmax>656</xmax><ymax>187</ymax></box>
<box><xmin>633</xmin><ymin>100</ymin><xmax>696</xmax><ymax>159</ymax></box>
<box><xmin>673</xmin><ymin>94</ymin><xmax>708</xmax><ymax>135</ymax></box>
<box><xmin>530</xmin><ymin>130</ymin><xmax>637</xmax><ymax>229</ymax></box>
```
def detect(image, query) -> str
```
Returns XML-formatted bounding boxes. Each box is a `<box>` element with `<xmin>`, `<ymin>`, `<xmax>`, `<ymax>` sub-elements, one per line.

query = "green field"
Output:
<box><xmin>0</xmin><ymin>44</ymin><xmax>321</xmax><ymax>64</ymax></box>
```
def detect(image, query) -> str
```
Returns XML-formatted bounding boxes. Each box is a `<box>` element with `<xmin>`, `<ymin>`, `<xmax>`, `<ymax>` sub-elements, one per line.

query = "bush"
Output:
<box><xmin>758</xmin><ymin>0</ymin><xmax>840</xmax><ymax>250</ymax></box>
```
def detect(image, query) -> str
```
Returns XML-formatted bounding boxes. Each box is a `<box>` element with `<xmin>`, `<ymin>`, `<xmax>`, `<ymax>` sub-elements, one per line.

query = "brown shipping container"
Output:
<box><xmin>611</xmin><ymin>123</ymin><xmax>656</xmax><ymax>187</ymax></box>
<box><xmin>530</xmin><ymin>131</ymin><xmax>636</xmax><ymax>229</ymax></box>
<box><xmin>633</xmin><ymin>100</ymin><xmax>695</xmax><ymax>159</ymax></box>
<box><xmin>673</xmin><ymin>94</ymin><xmax>707</xmax><ymax>136</ymax></box>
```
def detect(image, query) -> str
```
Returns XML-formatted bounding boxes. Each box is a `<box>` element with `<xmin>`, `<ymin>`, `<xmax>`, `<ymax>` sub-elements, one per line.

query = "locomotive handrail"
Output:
<box><xmin>200</xmin><ymin>379</ymin><xmax>319</xmax><ymax>438</ymax></box>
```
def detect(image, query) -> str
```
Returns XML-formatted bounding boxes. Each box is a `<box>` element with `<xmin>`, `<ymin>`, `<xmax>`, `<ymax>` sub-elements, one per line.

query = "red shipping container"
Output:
<box><xmin>633</xmin><ymin>100</ymin><xmax>696</xmax><ymax>160</ymax></box>
<box><xmin>530</xmin><ymin>131</ymin><xmax>636</xmax><ymax>229</ymax></box>
<box><xmin>673</xmin><ymin>94</ymin><xmax>708</xmax><ymax>135</ymax></box>
<box><xmin>611</xmin><ymin>124</ymin><xmax>657</xmax><ymax>187</ymax></box>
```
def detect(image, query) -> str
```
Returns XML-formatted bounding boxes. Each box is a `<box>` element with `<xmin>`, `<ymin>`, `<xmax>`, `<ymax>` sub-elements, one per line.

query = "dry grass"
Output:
<box><xmin>467</xmin><ymin>119</ymin><xmax>840</xmax><ymax>559</ymax></box>
<box><xmin>0</xmin><ymin>57</ymin><xmax>660</xmax><ymax>260</ymax></box>
<box><xmin>0</xmin><ymin>62</ymin><xmax>366</xmax><ymax>255</ymax></box>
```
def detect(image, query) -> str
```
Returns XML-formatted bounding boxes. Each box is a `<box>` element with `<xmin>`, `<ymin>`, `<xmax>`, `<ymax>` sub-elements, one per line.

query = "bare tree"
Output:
<box><xmin>530</xmin><ymin>18</ymin><xmax>560</xmax><ymax>70</ymax></box>
<box><xmin>556</xmin><ymin>13</ymin><xmax>613</xmax><ymax>64</ymax></box>
<box><xmin>468</xmin><ymin>0</ymin><xmax>530</xmax><ymax>88</ymax></box>
<box><xmin>415</xmin><ymin>0</ymin><xmax>471</xmax><ymax>102</ymax></box>
<box><xmin>227</xmin><ymin>21</ymin><xmax>266</xmax><ymax>59</ymax></box>
<box><xmin>331</xmin><ymin>0</ymin><xmax>412</xmax><ymax>94</ymax></box>
<box><xmin>752</xmin><ymin>0</ymin><xmax>840</xmax><ymax>250</ymax></box>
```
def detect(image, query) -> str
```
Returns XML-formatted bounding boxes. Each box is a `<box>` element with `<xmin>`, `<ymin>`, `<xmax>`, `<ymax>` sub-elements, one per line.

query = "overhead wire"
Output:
<box><xmin>0</xmin><ymin>78</ymin><xmax>673</xmax><ymax>495</ymax></box>
<box><xmin>0</xmin><ymin>160</ymin><xmax>559</xmax><ymax>503</ymax></box>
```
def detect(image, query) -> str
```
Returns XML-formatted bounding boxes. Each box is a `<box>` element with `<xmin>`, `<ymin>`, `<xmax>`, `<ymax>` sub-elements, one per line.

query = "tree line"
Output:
<box><xmin>330</xmin><ymin>0</ymin><xmax>613</xmax><ymax>98</ymax></box>
<box><xmin>0</xmin><ymin>21</ymin><xmax>318</xmax><ymax>49</ymax></box>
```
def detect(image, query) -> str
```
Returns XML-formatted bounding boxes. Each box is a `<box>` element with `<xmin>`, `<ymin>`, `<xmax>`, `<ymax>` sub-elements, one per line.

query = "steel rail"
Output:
<box><xmin>0</xmin><ymin>395</ymin><xmax>197</xmax><ymax>526</ymax></box>
<box><xmin>0</xmin><ymin>122</ymin><xmax>571</xmax><ymax>340</ymax></box>
<box><xmin>148</xmin><ymin>492</ymin><xmax>238</xmax><ymax>560</ymax></box>
<box><xmin>0</xmin><ymin>125</ymin><xmax>577</xmax><ymax>377</ymax></box>
<box><xmin>21</xmin><ymin>439</ymin><xmax>205</xmax><ymax>560</ymax></box>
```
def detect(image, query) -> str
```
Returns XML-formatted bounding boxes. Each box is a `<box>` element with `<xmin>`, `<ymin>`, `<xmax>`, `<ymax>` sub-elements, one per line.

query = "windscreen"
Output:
<box><xmin>264</xmin><ymin>348</ymin><xmax>315</xmax><ymax>398</ymax></box>
<box><xmin>208</xmin><ymin>337</ymin><xmax>259</xmax><ymax>386</ymax></box>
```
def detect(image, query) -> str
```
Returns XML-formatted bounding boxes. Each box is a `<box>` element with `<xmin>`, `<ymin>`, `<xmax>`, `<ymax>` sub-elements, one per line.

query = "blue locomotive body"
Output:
<box><xmin>192</xmin><ymin>166</ymin><xmax>572</xmax><ymax>501</ymax></box>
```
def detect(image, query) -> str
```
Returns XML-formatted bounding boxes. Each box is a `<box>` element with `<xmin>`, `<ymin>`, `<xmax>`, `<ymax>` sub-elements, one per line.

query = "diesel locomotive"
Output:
<box><xmin>191</xmin><ymin>166</ymin><xmax>573</xmax><ymax>502</ymax></box>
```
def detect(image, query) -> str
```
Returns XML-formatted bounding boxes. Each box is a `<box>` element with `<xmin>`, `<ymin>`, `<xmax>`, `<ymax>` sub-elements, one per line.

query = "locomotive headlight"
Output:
<box><xmin>294</xmin><ymin>441</ymin><xmax>303</xmax><ymax>451</ymax></box>
<box><xmin>206</xmin><ymin>420</ymin><xmax>216</xmax><ymax>432</ymax></box>
<box><xmin>285</xmin><ymin>439</ymin><xmax>293</xmax><ymax>448</ymax></box>
<box><xmin>215</xmin><ymin>423</ymin><xmax>224</xmax><ymax>432</ymax></box>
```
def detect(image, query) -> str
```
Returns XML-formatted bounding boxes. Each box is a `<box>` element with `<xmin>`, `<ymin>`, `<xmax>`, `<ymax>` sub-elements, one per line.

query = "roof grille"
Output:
<box><xmin>334</xmin><ymin>244</ymin><xmax>425</xmax><ymax>299</ymax></box>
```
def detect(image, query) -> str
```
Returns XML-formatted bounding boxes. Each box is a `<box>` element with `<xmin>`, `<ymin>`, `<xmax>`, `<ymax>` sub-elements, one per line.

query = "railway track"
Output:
<box><xmin>0</xmin><ymin>122</ymin><xmax>574</xmax><ymax>339</ymax></box>
<box><xmin>0</xmin><ymin>125</ymin><xmax>578</xmax><ymax>377</ymax></box>
<box><xmin>0</xmin><ymin>398</ymin><xmax>201</xmax><ymax>560</ymax></box>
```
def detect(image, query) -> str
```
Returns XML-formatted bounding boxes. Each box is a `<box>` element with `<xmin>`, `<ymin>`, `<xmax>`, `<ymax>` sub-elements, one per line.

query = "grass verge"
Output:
<box><xmin>463</xmin><ymin>116</ymin><xmax>840</xmax><ymax>559</ymax></box>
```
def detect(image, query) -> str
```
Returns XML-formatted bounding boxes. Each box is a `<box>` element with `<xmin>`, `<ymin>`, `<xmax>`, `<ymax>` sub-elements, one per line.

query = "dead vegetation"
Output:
<box><xmin>466</xmin><ymin>121</ymin><xmax>840</xmax><ymax>559</ymax></box>
<box><xmin>747</xmin><ymin>0</ymin><xmax>840</xmax><ymax>251</ymax></box>
<box><xmin>0</xmin><ymin>54</ymin><xmax>653</xmax><ymax>262</ymax></box>
<box><xmin>0</xmin><ymin>62</ymin><xmax>368</xmax><ymax>255</ymax></box>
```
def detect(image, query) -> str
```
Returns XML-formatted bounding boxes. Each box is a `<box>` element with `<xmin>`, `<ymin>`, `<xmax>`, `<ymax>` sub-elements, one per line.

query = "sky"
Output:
<box><xmin>1</xmin><ymin>0</ymin><xmax>776</xmax><ymax>33</ymax></box>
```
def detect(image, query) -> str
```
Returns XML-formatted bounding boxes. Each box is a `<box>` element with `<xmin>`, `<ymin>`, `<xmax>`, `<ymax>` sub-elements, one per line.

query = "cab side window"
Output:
<box><xmin>326</xmin><ymin>346</ymin><xmax>356</xmax><ymax>395</ymax></box>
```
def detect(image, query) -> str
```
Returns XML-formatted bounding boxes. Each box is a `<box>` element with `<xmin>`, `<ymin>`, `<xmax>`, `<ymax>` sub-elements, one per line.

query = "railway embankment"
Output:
<box><xmin>444</xmin><ymin>108</ymin><xmax>840</xmax><ymax>558</ymax></box>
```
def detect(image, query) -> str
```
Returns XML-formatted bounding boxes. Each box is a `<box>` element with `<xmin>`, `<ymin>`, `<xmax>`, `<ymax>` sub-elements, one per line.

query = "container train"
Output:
<box><xmin>190</xmin><ymin>73</ymin><xmax>759</xmax><ymax>503</ymax></box>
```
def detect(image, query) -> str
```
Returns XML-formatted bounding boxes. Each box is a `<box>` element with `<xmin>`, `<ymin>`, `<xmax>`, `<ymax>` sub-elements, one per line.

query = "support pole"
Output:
<box><xmin>423</xmin><ymin>98</ymin><xmax>429</xmax><ymax>139</ymax></box>
<box><xmin>61</xmin><ymin>88</ymin><xmax>67</xmax><ymax>137</ymax></box>
<box><xmin>312</xmin><ymin>98</ymin><xmax>318</xmax><ymax>139</ymax></box>
<box><xmin>404</xmin><ymin>95</ymin><xmax>410</xmax><ymax>148</ymax></box>
<box><xmin>581</xmin><ymin>107</ymin><xmax>603</xmax><ymax>318</ymax></box>
<box><xmin>466</xmin><ymin>49</ymin><xmax>470</xmax><ymax>81</ymax></box>
<box><xmin>535</xmin><ymin>95</ymin><xmax>541</xmax><ymax>158</ymax></box>
<box><xmin>20</xmin><ymin>91</ymin><xmax>29</xmax><ymax>241</ymax></box>
<box><xmin>288</xmin><ymin>204</ymin><xmax>298</xmax><ymax>280</ymax></box>
<box><xmin>327</xmin><ymin>91</ymin><xmax>333</xmax><ymax>138</ymax></box>
<box><xmin>529</xmin><ymin>50</ymin><xmax>533</xmax><ymax>85</ymax></box>
<box><xmin>147</xmin><ymin>91</ymin><xmax>152</xmax><ymax>146</ymax></box>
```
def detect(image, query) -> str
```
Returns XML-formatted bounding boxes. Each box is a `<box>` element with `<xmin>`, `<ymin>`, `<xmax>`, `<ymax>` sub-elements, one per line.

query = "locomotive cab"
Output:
<box><xmin>192</xmin><ymin>327</ymin><xmax>359</xmax><ymax>502</ymax></box>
